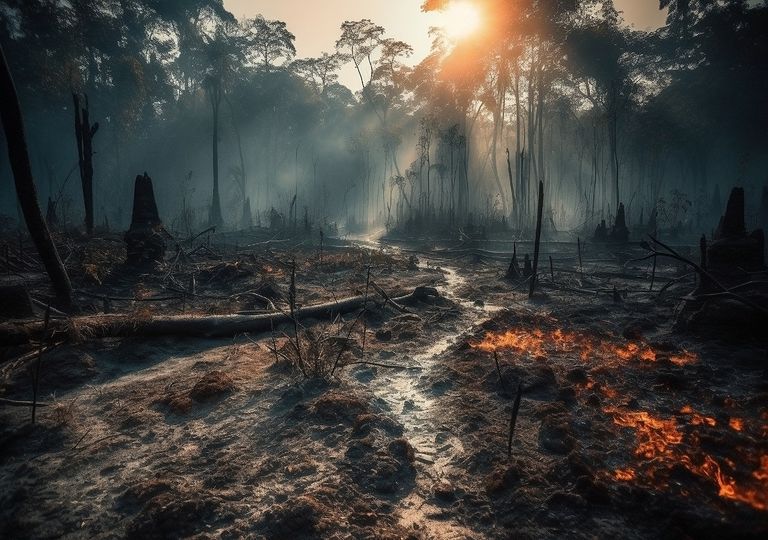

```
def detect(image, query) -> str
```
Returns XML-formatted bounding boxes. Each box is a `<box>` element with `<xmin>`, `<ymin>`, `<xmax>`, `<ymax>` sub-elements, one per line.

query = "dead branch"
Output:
<box><xmin>371</xmin><ymin>281</ymin><xmax>409</xmax><ymax>313</ymax></box>
<box><xmin>645</xmin><ymin>236</ymin><xmax>768</xmax><ymax>317</ymax></box>
<box><xmin>0</xmin><ymin>398</ymin><xmax>50</xmax><ymax>407</ymax></box>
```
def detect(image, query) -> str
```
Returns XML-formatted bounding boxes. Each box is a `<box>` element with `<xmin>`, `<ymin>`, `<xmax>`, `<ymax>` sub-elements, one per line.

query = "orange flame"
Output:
<box><xmin>608</xmin><ymin>407</ymin><xmax>768</xmax><ymax>511</ymax></box>
<box><xmin>472</xmin><ymin>328</ymin><xmax>697</xmax><ymax>366</ymax></box>
<box><xmin>608</xmin><ymin>409</ymin><xmax>683</xmax><ymax>459</ymax></box>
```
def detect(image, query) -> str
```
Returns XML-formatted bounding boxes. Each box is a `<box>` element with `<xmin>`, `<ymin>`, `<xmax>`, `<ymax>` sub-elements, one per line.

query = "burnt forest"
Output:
<box><xmin>0</xmin><ymin>0</ymin><xmax>767</xmax><ymax>538</ymax></box>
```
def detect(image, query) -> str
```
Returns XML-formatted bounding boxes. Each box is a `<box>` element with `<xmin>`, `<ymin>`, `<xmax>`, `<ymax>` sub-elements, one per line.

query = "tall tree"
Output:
<box><xmin>244</xmin><ymin>16</ymin><xmax>296</xmax><ymax>71</ymax></box>
<box><xmin>200</xmin><ymin>23</ymin><xmax>246</xmax><ymax>227</ymax></box>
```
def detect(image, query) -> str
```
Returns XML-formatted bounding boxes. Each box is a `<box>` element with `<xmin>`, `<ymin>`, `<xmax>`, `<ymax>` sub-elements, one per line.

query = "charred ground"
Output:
<box><xmin>0</xmin><ymin>229</ymin><xmax>766</xmax><ymax>539</ymax></box>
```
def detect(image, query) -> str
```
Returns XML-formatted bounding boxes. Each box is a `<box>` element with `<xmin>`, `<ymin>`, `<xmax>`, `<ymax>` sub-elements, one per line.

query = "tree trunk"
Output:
<box><xmin>73</xmin><ymin>93</ymin><xmax>97</xmax><ymax>234</ymax></box>
<box><xmin>490</xmin><ymin>80</ymin><xmax>507</xmax><ymax>216</ymax></box>
<box><xmin>226</xmin><ymin>94</ymin><xmax>248</xmax><ymax>203</ymax></box>
<box><xmin>608</xmin><ymin>82</ymin><xmax>620</xmax><ymax>211</ymax></box>
<box><xmin>0</xmin><ymin>45</ymin><xmax>73</xmax><ymax>308</ymax></box>
<box><xmin>506</xmin><ymin>148</ymin><xmax>517</xmax><ymax>225</ymax></box>
<box><xmin>209</xmin><ymin>83</ymin><xmax>223</xmax><ymax>227</ymax></box>
<box><xmin>513</xmin><ymin>64</ymin><xmax>523</xmax><ymax>228</ymax></box>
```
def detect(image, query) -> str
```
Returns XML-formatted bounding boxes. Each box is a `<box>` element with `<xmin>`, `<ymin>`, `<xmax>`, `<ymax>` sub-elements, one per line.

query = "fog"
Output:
<box><xmin>1</xmin><ymin>0</ymin><xmax>766</xmax><ymax>239</ymax></box>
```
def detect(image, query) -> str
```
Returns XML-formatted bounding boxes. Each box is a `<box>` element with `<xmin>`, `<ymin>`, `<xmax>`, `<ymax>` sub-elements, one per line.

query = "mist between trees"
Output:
<box><xmin>0</xmin><ymin>0</ymin><xmax>766</xmax><ymax>237</ymax></box>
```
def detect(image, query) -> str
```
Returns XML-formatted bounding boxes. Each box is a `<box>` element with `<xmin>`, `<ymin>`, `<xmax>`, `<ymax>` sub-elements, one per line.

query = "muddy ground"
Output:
<box><xmin>0</xmin><ymin>231</ymin><xmax>766</xmax><ymax>539</ymax></box>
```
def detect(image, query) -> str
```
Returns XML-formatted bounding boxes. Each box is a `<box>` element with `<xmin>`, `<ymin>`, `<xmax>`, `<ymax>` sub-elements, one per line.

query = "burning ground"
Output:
<box><xmin>0</xmin><ymin>236</ymin><xmax>767</xmax><ymax>538</ymax></box>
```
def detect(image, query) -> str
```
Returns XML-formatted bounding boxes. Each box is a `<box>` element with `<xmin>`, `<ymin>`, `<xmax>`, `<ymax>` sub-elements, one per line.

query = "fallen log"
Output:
<box><xmin>0</xmin><ymin>286</ymin><xmax>440</xmax><ymax>345</ymax></box>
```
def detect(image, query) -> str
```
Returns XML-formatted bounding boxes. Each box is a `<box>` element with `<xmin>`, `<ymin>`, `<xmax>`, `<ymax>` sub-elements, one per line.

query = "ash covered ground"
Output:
<box><xmin>0</xmin><ymin>232</ymin><xmax>766</xmax><ymax>539</ymax></box>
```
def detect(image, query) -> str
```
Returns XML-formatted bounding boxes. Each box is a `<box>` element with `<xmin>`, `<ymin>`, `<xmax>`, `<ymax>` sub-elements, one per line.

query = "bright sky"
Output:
<box><xmin>223</xmin><ymin>0</ymin><xmax>667</xmax><ymax>89</ymax></box>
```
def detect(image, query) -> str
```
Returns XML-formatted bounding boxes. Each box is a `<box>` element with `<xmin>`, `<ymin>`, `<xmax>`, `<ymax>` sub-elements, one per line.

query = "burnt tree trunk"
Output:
<box><xmin>73</xmin><ymin>93</ymin><xmax>98</xmax><ymax>235</ymax></box>
<box><xmin>0</xmin><ymin>45</ymin><xmax>73</xmax><ymax>308</ymax></box>
<box><xmin>207</xmin><ymin>79</ymin><xmax>223</xmax><ymax>227</ymax></box>
<box><xmin>0</xmin><ymin>286</ymin><xmax>440</xmax><ymax>344</ymax></box>
<box><xmin>125</xmin><ymin>173</ymin><xmax>166</xmax><ymax>266</ymax></box>
<box><xmin>506</xmin><ymin>148</ymin><xmax>517</xmax><ymax>225</ymax></box>
<box><xmin>506</xmin><ymin>243</ymin><xmax>521</xmax><ymax>279</ymax></box>
<box><xmin>529</xmin><ymin>180</ymin><xmax>544</xmax><ymax>298</ymax></box>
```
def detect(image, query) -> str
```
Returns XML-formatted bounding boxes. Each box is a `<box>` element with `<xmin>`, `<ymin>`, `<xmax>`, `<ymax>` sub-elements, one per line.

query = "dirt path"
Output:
<box><xmin>362</xmin><ymin>260</ymin><xmax>495</xmax><ymax>537</ymax></box>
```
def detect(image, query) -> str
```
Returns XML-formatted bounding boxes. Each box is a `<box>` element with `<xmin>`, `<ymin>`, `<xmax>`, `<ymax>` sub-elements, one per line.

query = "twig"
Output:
<box><xmin>657</xmin><ymin>272</ymin><xmax>695</xmax><ymax>297</ymax></box>
<box><xmin>0</xmin><ymin>397</ymin><xmax>50</xmax><ymax>407</ymax></box>
<box><xmin>187</xmin><ymin>226</ymin><xmax>215</xmax><ymax>245</ymax></box>
<box><xmin>76</xmin><ymin>291</ymin><xmax>182</xmax><ymax>303</ymax></box>
<box><xmin>370</xmin><ymin>281</ymin><xmax>409</xmax><ymax>313</ymax></box>
<box><xmin>493</xmin><ymin>351</ymin><xmax>509</xmax><ymax>395</ymax></box>
<box><xmin>29</xmin><ymin>298</ymin><xmax>68</xmax><ymax>317</ymax></box>
<box><xmin>345</xmin><ymin>361</ymin><xmax>411</xmax><ymax>369</ymax></box>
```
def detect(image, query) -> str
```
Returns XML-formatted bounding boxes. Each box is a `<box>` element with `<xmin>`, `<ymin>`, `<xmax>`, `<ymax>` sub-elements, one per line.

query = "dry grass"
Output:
<box><xmin>189</xmin><ymin>371</ymin><xmax>235</xmax><ymax>401</ymax></box>
<box><xmin>158</xmin><ymin>370</ymin><xmax>236</xmax><ymax>415</ymax></box>
<box><xmin>50</xmin><ymin>398</ymin><xmax>79</xmax><ymax>429</ymax></box>
<box><xmin>274</xmin><ymin>325</ymin><xmax>357</xmax><ymax>379</ymax></box>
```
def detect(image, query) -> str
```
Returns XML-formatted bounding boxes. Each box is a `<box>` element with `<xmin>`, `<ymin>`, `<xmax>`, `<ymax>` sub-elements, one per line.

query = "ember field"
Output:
<box><xmin>0</xmin><ymin>232</ymin><xmax>766</xmax><ymax>539</ymax></box>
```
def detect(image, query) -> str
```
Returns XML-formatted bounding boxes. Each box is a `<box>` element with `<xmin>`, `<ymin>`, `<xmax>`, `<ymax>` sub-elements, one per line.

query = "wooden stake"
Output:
<box><xmin>577</xmin><ymin>237</ymin><xmax>583</xmax><ymax>277</ymax></box>
<box><xmin>31</xmin><ymin>305</ymin><xmax>50</xmax><ymax>424</ymax></box>
<box><xmin>361</xmin><ymin>265</ymin><xmax>371</xmax><ymax>360</ymax></box>
<box><xmin>507</xmin><ymin>383</ymin><xmax>522</xmax><ymax>458</ymax></box>
<box><xmin>528</xmin><ymin>180</ymin><xmax>544</xmax><ymax>299</ymax></box>
<box><xmin>493</xmin><ymin>351</ymin><xmax>508</xmax><ymax>395</ymax></box>
<box><xmin>289</xmin><ymin>258</ymin><xmax>304</xmax><ymax>375</ymax></box>
<box><xmin>549</xmin><ymin>256</ymin><xmax>554</xmax><ymax>281</ymax></box>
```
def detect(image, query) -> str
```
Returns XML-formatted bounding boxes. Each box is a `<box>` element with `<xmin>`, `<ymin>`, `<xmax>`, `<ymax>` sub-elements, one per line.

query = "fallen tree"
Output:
<box><xmin>0</xmin><ymin>286</ymin><xmax>440</xmax><ymax>345</ymax></box>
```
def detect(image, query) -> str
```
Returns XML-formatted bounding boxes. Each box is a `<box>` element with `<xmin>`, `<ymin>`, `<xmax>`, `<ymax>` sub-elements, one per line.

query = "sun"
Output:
<box><xmin>438</xmin><ymin>1</ymin><xmax>482</xmax><ymax>41</ymax></box>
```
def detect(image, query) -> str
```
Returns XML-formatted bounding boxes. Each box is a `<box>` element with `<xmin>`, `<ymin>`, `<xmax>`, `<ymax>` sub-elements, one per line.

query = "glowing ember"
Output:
<box><xmin>607</xmin><ymin>407</ymin><xmax>768</xmax><ymax>511</ymax></box>
<box><xmin>614</xmin><ymin>468</ymin><xmax>636</xmax><ymax>481</ymax></box>
<box><xmin>728</xmin><ymin>417</ymin><xmax>743</xmax><ymax>431</ymax></box>
<box><xmin>669</xmin><ymin>350</ymin><xmax>698</xmax><ymax>366</ymax></box>
<box><xmin>608</xmin><ymin>409</ymin><xmax>683</xmax><ymax>460</ymax></box>
<box><xmin>754</xmin><ymin>456</ymin><xmax>768</xmax><ymax>482</ymax></box>
<box><xmin>472</xmin><ymin>328</ymin><xmax>697</xmax><ymax>366</ymax></box>
<box><xmin>680</xmin><ymin>405</ymin><xmax>717</xmax><ymax>427</ymax></box>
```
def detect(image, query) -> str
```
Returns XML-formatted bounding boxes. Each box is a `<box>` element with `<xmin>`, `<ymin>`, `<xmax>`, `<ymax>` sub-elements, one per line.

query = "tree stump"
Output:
<box><xmin>593</xmin><ymin>219</ymin><xmax>608</xmax><ymax>242</ymax></box>
<box><xmin>506</xmin><ymin>244</ymin><xmax>521</xmax><ymax>279</ymax></box>
<box><xmin>125</xmin><ymin>173</ymin><xmax>166</xmax><ymax>266</ymax></box>
<box><xmin>608</xmin><ymin>203</ymin><xmax>629</xmax><ymax>243</ymax></box>
<box><xmin>708</xmin><ymin>187</ymin><xmax>765</xmax><ymax>273</ymax></box>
